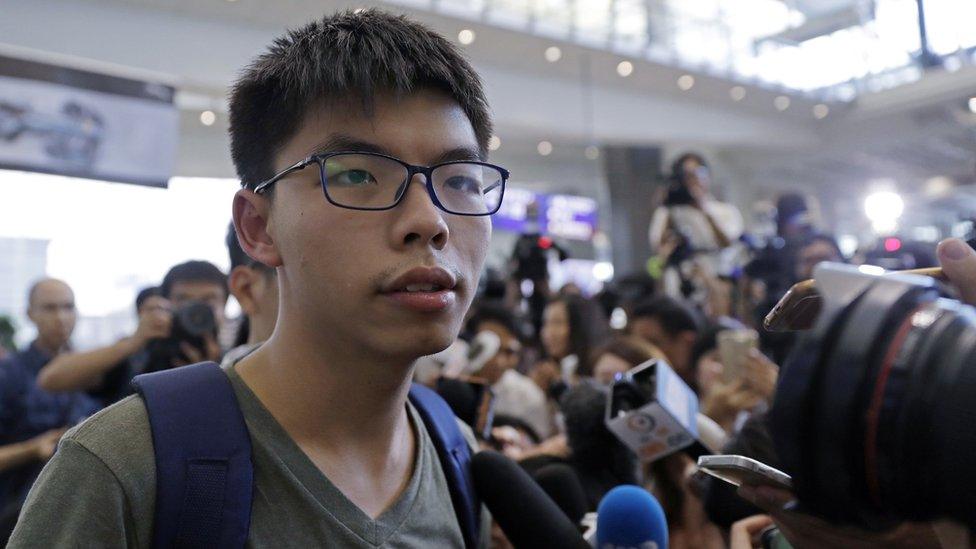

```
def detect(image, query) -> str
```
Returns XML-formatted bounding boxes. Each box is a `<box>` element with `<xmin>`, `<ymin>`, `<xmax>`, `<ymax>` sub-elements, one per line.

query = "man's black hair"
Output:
<box><xmin>226</xmin><ymin>222</ymin><xmax>273</xmax><ymax>274</ymax></box>
<box><xmin>160</xmin><ymin>261</ymin><xmax>228</xmax><ymax>300</ymax></box>
<box><xmin>630</xmin><ymin>296</ymin><xmax>701</xmax><ymax>336</ymax></box>
<box><xmin>135</xmin><ymin>286</ymin><xmax>163</xmax><ymax>313</ymax></box>
<box><xmin>466</xmin><ymin>302</ymin><xmax>523</xmax><ymax>342</ymax></box>
<box><xmin>229</xmin><ymin>9</ymin><xmax>492</xmax><ymax>190</ymax></box>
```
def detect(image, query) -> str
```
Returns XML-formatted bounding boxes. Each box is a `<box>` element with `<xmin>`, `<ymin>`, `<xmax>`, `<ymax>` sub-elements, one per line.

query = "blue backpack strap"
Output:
<box><xmin>131</xmin><ymin>362</ymin><xmax>253</xmax><ymax>549</ymax></box>
<box><xmin>409</xmin><ymin>383</ymin><xmax>481</xmax><ymax>549</ymax></box>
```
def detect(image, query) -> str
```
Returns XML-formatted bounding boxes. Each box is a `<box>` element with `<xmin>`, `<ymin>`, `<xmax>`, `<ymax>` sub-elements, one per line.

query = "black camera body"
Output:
<box><xmin>144</xmin><ymin>302</ymin><xmax>217</xmax><ymax>373</ymax></box>
<box><xmin>771</xmin><ymin>263</ymin><xmax>976</xmax><ymax>529</ymax></box>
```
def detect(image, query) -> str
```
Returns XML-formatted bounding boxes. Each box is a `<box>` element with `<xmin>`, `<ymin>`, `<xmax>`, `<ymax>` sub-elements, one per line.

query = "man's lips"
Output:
<box><xmin>380</xmin><ymin>267</ymin><xmax>459</xmax><ymax>313</ymax></box>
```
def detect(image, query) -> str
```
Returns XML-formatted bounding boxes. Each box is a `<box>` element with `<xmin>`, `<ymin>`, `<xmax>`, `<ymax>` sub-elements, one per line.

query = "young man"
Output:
<box><xmin>466</xmin><ymin>303</ymin><xmax>551</xmax><ymax>439</ymax></box>
<box><xmin>10</xmin><ymin>10</ymin><xmax>503</xmax><ymax>547</ymax></box>
<box><xmin>628</xmin><ymin>296</ymin><xmax>701</xmax><ymax>385</ymax></box>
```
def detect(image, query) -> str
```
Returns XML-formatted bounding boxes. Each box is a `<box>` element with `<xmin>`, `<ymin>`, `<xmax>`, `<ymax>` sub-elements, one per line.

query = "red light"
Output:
<box><xmin>884</xmin><ymin>237</ymin><xmax>902</xmax><ymax>253</ymax></box>
<box><xmin>538</xmin><ymin>236</ymin><xmax>553</xmax><ymax>249</ymax></box>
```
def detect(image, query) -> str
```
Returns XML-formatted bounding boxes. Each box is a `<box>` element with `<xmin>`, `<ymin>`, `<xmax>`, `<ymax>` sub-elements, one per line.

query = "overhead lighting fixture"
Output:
<box><xmin>969</xmin><ymin>97</ymin><xmax>976</xmax><ymax>113</ymax></box>
<box><xmin>813</xmin><ymin>104</ymin><xmax>830</xmax><ymax>119</ymax></box>
<box><xmin>864</xmin><ymin>190</ymin><xmax>904</xmax><ymax>234</ymax></box>
<box><xmin>199</xmin><ymin>110</ymin><xmax>216</xmax><ymax>126</ymax></box>
<box><xmin>488</xmin><ymin>135</ymin><xmax>501</xmax><ymax>151</ymax></box>
<box><xmin>458</xmin><ymin>29</ymin><xmax>475</xmax><ymax>45</ymax></box>
<box><xmin>537</xmin><ymin>141</ymin><xmax>553</xmax><ymax>156</ymax></box>
<box><xmin>730</xmin><ymin>86</ymin><xmax>746</xmax><ymax>101</ymax></box>
<box><xmin>616</xmin><ymin>61</ymin><xmax>633</xmax><ymax>77</ymax></box>
<box><xmin>545</xmin><ymin>46</ymin><xmax>562</xmax><ymax>63</ymax></box>
<box><xmin>584</xmin><ymin>146</ymin><xmax>600</xmax><ymax>160</ymax></box>
<box><xmin>677</xmin><ymin>74</ymin><xmax>695</xmax><ymax>91</ymax></box>
<box><xmin>774</xmin><ymin>96</ymin><xmax>791</xmax><ymax>111</ymax></box>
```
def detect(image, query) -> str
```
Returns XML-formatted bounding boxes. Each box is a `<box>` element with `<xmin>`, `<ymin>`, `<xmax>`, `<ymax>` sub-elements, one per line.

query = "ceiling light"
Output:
<box><xmin>545</xmin><ymin>46</ymin><xmax>562</xmax><ymax>63</ymax></box>
<box><xmin>488</xmin><ymin>136</ymin><xmax>501</xmax><ymax>151</ymax></box>
<box><xmin>458</xmin><ymin>29</ymin><xmax>475</xmax><ymax>45</ymax></box>
<box><xmin>199</xmin><ymin>110</ymin><xmax>216</xmax><ymax>126</ymax></box>
<box><xmin>969</xmin><ymin>97</ymin><xmax>976</xmax><ymax>113</ymax></box>
<box><xmin>730</xmin><ymin>86</ymin><xmax>746</xmax><ymax>101</ymax></box>
<box><xmin>537</xmin><ymin>141</ymin><xmax>553</xmax><ymax>156</ymax></box>
<box><xmin>584</xmin><ymin>146</ymin><xmax>600</xmax><ymax>160</ymax></box>
<box><xmin>774</xmin><ymin>96</ymin><xmax>791</xmax><ymax>111</ymax></box>
<box><xmin>616</xmin><ymin>61</ymin><xmax>633</xmax><ymax>77</ymax></box>
<box><xmin>813</xmin><ymin>104</ymin><xmax>830</xmax><ymax>119</ymax></box>
<box><xmin>677</xmin><ymin>74</ymin><xmax>695</xmax><ymax>91</ymax></box>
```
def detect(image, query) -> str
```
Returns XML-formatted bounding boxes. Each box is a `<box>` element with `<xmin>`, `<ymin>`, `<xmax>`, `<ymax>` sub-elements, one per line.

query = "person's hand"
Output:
<box><xmin>937</xmin><ymin>238</ymin><xmax>976</xmax><ymax>306</ymax></box>
<box><xmin>133</xmin><ymin>298</ymin><xmax>172</xmax><ymax>346</ymax></box>
<box><xmin>730</xmin><ymin>514</ymin><xmax>774</xmax><ymax>549</ymax></box>
<box><xmin>174</xmin><ymin>335</ymin><xmax>222</xmax><ymax>367</ymax></box>
<box><xmin>737</xmin><ymin>485</ymin><xmax>941</xmax><ymax>549</ymax></box>
<box><xmin>741</xmin><ymin>349</ymin><xmax>778</xmax><ymax>400</ymax></box>
<box><xmin>30</xmin><ymin>428</ymin><xmax>67</xmax><ymax>462</ymax></box>
<box><xmin>529</xmin><ymin>359</ymin><xmax>560</xmax><ymax>393</ymax></box>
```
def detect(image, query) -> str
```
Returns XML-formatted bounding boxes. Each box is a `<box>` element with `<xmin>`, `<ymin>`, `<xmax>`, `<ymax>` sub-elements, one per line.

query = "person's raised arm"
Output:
<box><xmin>37</xmin><ymin>303</ymin><xmax>170</xmax><ymax>392</ymax></box>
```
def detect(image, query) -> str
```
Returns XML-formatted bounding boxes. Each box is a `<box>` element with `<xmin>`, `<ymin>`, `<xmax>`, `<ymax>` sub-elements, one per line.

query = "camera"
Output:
<box><xmin>144</xmin><ymin>302</ymin><xmax>217</xmax><ymax>373</ymax></box>
<box><xmin>770</xmin><ymin>262</ymin><xmax>976</xmax><ymax>528</ymax></box>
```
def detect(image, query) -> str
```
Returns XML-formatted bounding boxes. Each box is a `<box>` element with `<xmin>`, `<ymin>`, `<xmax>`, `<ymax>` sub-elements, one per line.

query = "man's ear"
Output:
<box><xmin>229</xmin><ymin>266</ymin><xmax>257</xmax><ymax>316</ymax></box>
<box><xmin>233</xmin><ymin>190</ymin><xmax>282</xmax><ymax>268</ymax></box>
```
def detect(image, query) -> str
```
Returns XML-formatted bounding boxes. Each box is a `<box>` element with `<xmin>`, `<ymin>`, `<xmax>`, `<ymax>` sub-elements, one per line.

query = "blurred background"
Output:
<box><xmin>1</xmin><ymin>0</ymin><xmax>975</xmax><ymax>348</ymax></box>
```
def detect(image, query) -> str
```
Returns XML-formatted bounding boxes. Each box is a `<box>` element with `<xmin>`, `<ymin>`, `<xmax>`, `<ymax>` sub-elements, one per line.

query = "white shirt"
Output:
<box><xmin>648</xmin><ymin>200</ymin><xmax>743</xmax><ymax>254</ymax></box>
<box><xmin>492</xmin><ymin>369</ymin><xmax>552</xmax><ymax>439</ymax></box>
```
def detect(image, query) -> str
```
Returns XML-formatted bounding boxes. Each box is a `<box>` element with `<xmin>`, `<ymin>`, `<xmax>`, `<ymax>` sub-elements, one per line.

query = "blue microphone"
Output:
<box><xmin>595</xmin><ymin>485</ymin><xmax>668</xmax><ymax>549</ymax></box>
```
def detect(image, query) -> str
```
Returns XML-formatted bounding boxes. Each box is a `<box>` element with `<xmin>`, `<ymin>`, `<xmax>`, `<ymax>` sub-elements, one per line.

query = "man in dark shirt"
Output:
<box><xmin>0</xmin><ymin>279</ymin><xmax>98</xmax><ymax>542</ymax></box>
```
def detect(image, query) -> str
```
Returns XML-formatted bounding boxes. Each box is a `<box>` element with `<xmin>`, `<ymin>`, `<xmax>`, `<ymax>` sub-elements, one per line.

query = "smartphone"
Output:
<box><xmin>717</xmin><ymin>329</ymin><xmax>758</xmax><ymax>383</ymax></box>
<box><xmin>763</xmin><ymin>266</ymin><xmax>946</xmax><ymax>332</ymax></box>
<box><xmin>697</xmin><ymin>454</ymin><xmax>793</xmax><ymax>490</ymax></box>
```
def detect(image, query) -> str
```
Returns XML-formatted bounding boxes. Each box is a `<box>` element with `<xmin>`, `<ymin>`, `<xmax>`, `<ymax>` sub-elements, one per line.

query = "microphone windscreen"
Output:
<box><xmin>595</xmin><ymin>485</ymin><xmax>668</xmax><ymax>549</ymax></box>
<box><xmin>471</xmin><ymin>451</ymin><xmax>590</xmax><ymax>549</ymax></box>
<box><xmin>533</xmin><ymin>463</ymin><xmax>589</xmax><ymax>525</ymax></box>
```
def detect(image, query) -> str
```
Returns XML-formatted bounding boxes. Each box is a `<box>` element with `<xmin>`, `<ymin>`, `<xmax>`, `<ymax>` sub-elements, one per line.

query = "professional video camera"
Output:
<box><xmin>769</xmin><ymin>262</ymin><xmax>976</xmax><ymax>529</ymax></box>
<box><xmin>144</xmin><ymin>302</ymin><xmax>217</xmax><ymax>373</ymax></box>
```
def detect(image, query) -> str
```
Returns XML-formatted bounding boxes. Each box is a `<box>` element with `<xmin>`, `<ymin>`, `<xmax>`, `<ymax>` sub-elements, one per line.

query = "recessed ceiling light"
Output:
<box><xmin>584</xmin><ymin>146</ymin><xmax>600</xmax><ymax>160</ymax></box>
<box><xmin>458</xmin><ymin>29</ymin><xmax>475</xmax><ymax>45</ymax></box>
<box><xmin>968</xmin><ymin>97</ymin><xmax>976</xmax><ymax>113</ymax></box>
<box><xmin>616</xmin><ymin>61</ymin><xmax>633</xmax><ymax>77</ymax></box>
<box><xmin>813</xmin><ymin>104</ymin><xmax>830</xmax><ymax>119</ymax></box>
<box><xmin>488</xmin><ymin>136</ymin><xmax>501</xmax><ymax>151</ymax></box>
<box><xmin>537</xmin><ymin>141</ymin><xmax>553</xmax><ymax>156</ymax></box>
<box><xmin>200</xmin><ymin>110</ymin><xmax>216</xmax><ymax>126</ymax></box>
<box><xmin>730</xmin><ymin>86</ymin><xmax>746</xmax><ymax>101</ymax></box>
<box><xmin>774</xmin><ymin>95</ymin><xmax>791</xmax><ymax>111</ymax></box>
<box><xmin>677</xmin><ymin>74</ymin><xmax>695</xmax><ymax>91</ymax></box>
<box><xmin>545</xmin><ymin>46</ymin><xmax>562</xmax><ymax>63</ymax></box>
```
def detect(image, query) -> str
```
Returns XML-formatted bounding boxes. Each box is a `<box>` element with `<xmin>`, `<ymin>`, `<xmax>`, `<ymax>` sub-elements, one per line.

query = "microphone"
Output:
<box><xmin>595</xmin><ymin>485</ymin><xmax>668</xmax><ymax>549</ymax></box>
<box><xmin>471</xmin><ymin>451</ymin><xmax>589</xmax><ymax>549</ymax></box>
<box><xmin>533</xmin><ymin>463</ymin><xmax>589</xmax><ymax>525</ymax></box>
<box><xmin>605</xmin><ymin>359</ymin><xmax>717</xmax><ymax>463</ymax></box>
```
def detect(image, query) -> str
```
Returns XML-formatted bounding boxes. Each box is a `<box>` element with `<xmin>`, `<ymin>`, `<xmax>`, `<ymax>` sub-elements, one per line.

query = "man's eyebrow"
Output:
<box><xmin>432</xmin><ymin>147</ymin><xmax>484</xmax><ymax>165</ymax></box>
<box><xmin>308</xmin><ymin>135</ymin><xmax>390</xmax><ymax>156</ymax></box>
<box><xmin>308</xmin><ymin>136</ymin><xmax>485</xmax><ymax>165</ymax></box>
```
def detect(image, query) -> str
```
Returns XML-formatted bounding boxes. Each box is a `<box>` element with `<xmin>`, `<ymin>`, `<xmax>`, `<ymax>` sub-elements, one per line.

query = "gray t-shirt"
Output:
<box><xmin>9</xmin><ymin>363</ymin><xmax>487</xmax><ymax>547</ymax></box>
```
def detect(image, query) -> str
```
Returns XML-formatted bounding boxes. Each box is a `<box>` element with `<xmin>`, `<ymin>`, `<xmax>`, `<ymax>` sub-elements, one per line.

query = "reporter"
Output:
<box><xmin>37</xmin><ymin>287</ymin><xmax>169</xmax><ymax>404</ymax></box>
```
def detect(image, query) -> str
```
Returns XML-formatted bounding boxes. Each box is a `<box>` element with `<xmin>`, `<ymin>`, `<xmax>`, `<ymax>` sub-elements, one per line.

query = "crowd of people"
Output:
<box><xmin>0</xmin><ymin>155</ymin><xmax>940</xmax><ymax>548</ymax></box>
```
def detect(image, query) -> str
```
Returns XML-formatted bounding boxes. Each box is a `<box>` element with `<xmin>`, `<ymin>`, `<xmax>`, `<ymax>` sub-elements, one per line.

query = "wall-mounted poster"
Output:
<box><xmin>0</xmin><ymin>54</ymin><xmax>177</xmax><ymax>187</ymax></box>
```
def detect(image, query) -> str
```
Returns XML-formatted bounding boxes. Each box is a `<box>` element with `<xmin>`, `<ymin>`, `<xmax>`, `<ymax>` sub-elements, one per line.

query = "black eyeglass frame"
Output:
<box><xmin>252</xmin><ymin>151</ymin><xmax>509</xmax><ymax>216</ymax></box>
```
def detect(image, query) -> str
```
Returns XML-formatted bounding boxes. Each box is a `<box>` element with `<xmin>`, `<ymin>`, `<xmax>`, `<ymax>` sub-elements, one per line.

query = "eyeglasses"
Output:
<box><xmin>253</xmin><ymin>151</ymin><xmax>509</xmax><ymax>216</ymax></box>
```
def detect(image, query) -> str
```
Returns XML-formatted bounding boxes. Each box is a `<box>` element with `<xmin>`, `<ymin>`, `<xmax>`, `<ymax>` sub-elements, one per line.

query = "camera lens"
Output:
<box><xmin>771</xmin><ymin>271</ymin><xmax>976</xmax><ymax>528</ymax></box>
